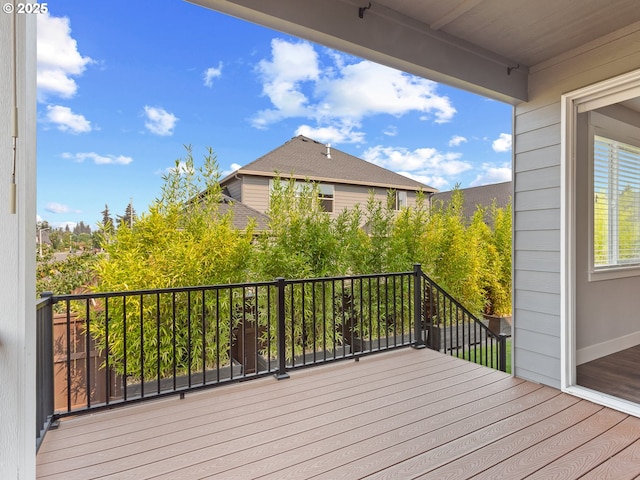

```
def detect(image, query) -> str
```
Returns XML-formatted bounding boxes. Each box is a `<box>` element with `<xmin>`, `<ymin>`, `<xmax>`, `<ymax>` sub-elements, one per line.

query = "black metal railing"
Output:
<box><xmin>420</xmin><ymin>272</ymin><xmax>509</xmax><ymax>371</ymax></box>
<box><xmin>36</xmin><ymin>294</ymin><xmax>55</xmax><ymax>452</ymax></box>
<box><xmin>35</xmin><ymin>264</ymin><xmax>509</xmax><ymax>443</ymax></box>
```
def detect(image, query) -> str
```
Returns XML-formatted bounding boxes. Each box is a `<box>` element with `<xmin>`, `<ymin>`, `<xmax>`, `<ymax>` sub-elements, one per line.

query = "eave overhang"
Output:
<box><xmin>188</xmin><ymin>0</ymin><xmax>528</xmax><ymax>104</ymax></box>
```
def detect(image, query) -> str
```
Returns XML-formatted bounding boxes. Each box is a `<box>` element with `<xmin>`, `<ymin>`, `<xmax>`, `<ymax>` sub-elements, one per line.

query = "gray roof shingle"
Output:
<box><xmin>222</xmin><ymin>135</ymin><xmax>436</xmax><ymax>192</ymax></box>
<box><xmin>218</xmin><ymin>194</ymin><xmax>270</xmax><ymax>232</ymax></box>
<box><xmin>432</xmin><ymin>181</ymin><xmax>512</xmax><ymax>221</ymax></box>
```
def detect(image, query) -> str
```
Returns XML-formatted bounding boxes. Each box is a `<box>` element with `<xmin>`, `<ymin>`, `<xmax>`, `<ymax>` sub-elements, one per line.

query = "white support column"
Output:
<box><xmin>0</xmin><ymin>8</ymin><xmax>37</xmax><ymax>480</ymax></box>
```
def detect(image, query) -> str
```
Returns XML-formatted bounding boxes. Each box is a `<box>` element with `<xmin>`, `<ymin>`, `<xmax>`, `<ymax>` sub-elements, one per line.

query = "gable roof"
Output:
<box><xmin>218</xmin><ymin>194</ymin><xmax>270</xmax><ymax>232</ymax></box>
<box><xmin>432</xmin><ymin>181</ymin><xmax>512</xmax><ymax>221</ymax></box>
<box><xmin>222</xmin><ymin>135</ymin><xmax>436</xmax><ymax>192</ymax></box>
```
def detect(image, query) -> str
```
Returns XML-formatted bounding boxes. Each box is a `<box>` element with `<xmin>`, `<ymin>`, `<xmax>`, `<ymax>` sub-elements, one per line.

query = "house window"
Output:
<box><xmin>590</xmin><ymin>111</ymin><xmax>640</xmax><ymax>278</ymax></box>
<box><xmin>318</xmin><ymin>183</ymin><xmax>334</xmax><ymax>213</ymax></box>
<box><xmin>269</xmin><ymin>179</ymin><xmax>334</xmax><ymax>213</ymax></box>
<box><xmin>395</xmin><ymin>191</ymin><xmax>407</xmax><ymax>210</ymax></box>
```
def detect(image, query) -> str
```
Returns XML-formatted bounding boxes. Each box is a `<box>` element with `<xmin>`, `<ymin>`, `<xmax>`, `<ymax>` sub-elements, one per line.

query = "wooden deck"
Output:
<box><xmin>37</xmin><ymin>347</ymin><xmax>640</xmax><ymax>480</ymax></box>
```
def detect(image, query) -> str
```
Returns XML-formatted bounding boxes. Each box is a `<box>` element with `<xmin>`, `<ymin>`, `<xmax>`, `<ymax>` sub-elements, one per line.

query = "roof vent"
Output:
<box><xmin>326</xmin><ymin>144</ymin><xmax>331</xmax><ymax>159</ymax></box>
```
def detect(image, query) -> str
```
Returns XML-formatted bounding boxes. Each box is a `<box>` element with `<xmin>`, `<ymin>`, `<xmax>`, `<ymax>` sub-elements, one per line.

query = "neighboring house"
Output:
<box><xmin>218</xmin><ymin>193</ymin><xmax>270</xmax><ymax>232</ymax></box>
<box><xmin>5</xmin><ymin>3</ymin><xmax>640</xmax><ymax>475</ymax></box>
<box><xmin>219</xmin><ymin>135</ymin><xmax>436</xmax><ymax>218</ymax></box>
<box><xmin>432</xmin><ymin>181</ymin><xmax>512</xmax><ymax>222</ymax></box>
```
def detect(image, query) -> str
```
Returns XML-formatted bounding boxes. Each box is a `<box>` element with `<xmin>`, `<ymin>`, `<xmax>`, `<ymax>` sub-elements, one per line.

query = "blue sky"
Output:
<box><xmin>36</xmin><ymin>1</ymin><xmax>513</xmax><ymax>229</ymax></box>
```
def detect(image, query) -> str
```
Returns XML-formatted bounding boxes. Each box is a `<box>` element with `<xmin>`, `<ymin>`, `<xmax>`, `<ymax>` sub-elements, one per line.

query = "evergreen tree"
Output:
<box><xmin>100</xmin><ymin>204</ymin><xmax>114</xmax><ymax>231</ymax></box>
<box><xmin>73</xmin><ymin>221</ymin><xmax>92</xmax><ymax>235</ymax></box>
<box><xmin>117</xmin><ymin>200</ymin><xmax>136</xmax><ymax>228</ymax></box>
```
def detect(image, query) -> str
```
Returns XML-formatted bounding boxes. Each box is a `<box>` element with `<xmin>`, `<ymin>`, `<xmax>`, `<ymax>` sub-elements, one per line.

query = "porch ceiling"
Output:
<box><xmin>188</xmin><ymin>0</ymin><xmax>640</xmax><ymax>104</ymax></box>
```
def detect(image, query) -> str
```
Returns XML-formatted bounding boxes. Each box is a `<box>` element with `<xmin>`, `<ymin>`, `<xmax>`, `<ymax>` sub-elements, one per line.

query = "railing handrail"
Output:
<box><xmin>420</xmin><ymin>271</ymin><xmax>504</xmax><ymax>341</ymax></box>
<box><xmin>49</xmin><ymin>270</ymin><xmax>418</xmax><ymax>303</ymax></box>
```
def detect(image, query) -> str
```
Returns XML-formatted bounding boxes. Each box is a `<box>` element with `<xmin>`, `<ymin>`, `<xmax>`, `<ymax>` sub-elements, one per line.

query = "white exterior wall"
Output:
<box><xmin>513</xmin><ymin>23</ymin><xmax>640</xmax><ymax>388</ymax></box>
<box><xmin>0</xmin><ymin>11</ymin><xmax>37</xmax><ymax>480</ymax></box>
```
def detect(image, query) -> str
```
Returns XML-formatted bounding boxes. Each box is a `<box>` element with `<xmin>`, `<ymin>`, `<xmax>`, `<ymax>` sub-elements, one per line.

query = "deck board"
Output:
<box><xmin>37</xmin><ymin>347</ymin><xmax>640</xmax><ymax>480</ymax></box>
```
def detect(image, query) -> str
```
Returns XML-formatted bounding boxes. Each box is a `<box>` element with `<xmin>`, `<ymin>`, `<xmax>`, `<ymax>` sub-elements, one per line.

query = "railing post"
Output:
<box><xmin>412</xmin><ymin>264</ymin><xmax>425</xmax><ymax>349</ymax></box>
<box><xmin>36</xmin><ymin>292</ymin><xmax>56</xmax><ymax>451</ymax></box>
<box><xmin>274</xmin><ymin>277</ymin><xmax>290</xmax><ymax>380</ymax></box>
<box><xmin>499</xmin><ymin>333</ymin><xmax>508</xmax><ymax>372</ymax></box>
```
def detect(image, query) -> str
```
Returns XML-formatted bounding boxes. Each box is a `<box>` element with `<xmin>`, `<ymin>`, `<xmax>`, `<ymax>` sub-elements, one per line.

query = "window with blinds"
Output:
<box><xmin>593</xmin><ymin>134</ymin><xmax>640</xmax><ymax>268</ymax></box>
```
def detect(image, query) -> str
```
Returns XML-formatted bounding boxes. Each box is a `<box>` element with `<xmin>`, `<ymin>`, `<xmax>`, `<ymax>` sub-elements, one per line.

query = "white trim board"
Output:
<box><xmin>576</xmin><ymin>330</ymin><xmax>640</xmax><ymax>365</ymax></box>
<box><xmin>564</xmin><ymin>385</ymin><xmax>640</xmax><ymax>418</ymax></box>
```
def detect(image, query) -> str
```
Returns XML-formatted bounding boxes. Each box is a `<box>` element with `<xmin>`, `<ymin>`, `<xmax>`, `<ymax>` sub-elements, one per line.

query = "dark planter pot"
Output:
<box><xmin>482</xmin><ymin>314</ymin><xmax>512</xmax><ymax>336</ymax></box>
<box><xmin>425</xmin><ymin>323</ymin><xmax>441</xmax><ymax>351</ymax></box>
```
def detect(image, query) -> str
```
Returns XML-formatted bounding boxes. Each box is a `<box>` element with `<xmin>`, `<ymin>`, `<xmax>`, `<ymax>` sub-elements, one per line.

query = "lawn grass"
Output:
<box><xmin>458</xmin><ymin>338</ymin><xmax>512</xmax><ymax>374</ymax></box>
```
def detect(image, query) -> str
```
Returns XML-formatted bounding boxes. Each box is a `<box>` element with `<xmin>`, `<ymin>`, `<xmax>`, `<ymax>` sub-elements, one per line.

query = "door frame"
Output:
<box><xmin>561</xmin><ymin>68</ymin><xmax>640</xmax><ymax>415</ymax></box>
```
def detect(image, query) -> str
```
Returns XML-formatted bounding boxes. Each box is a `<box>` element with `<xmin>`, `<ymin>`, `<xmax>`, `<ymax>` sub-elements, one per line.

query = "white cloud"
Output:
<box><xmin>168</xmin><ymin>161</ymin><xmax>193</xmax><ymax>175</ymax></box>
<box><xmin>252</xmin><ymin>39</ymin><xmax>456</xmax><ymax>137</ymax></box>
<box><xmin>144</xmin><ymin>106</ymin><xmax>178</xmax><ymax>136</ymax></box>
<box><xmin>37</xmin><ymin>12</ymin><xmax>93</xmax><ymax>101</ymax></box>
<box><xmin>220</xmin><ymin>162</ymin><xmax>243</xmax><ymax>178</ymax></box>
<box><xmin>203</xmin><ymin>62</ymin><xmax>223</xmax><ymax>87</ymax></box>
<box><xmin>62</xmin><ymin>152</ymin><xmax>133</xmax><ymax>165</ymax></box>
<box><xmin>397</xmin><ymin>171</ymin><xmax>451</xmax><ymax>190</ymax></box>
<box><xmin>383</xmin><ymin>126</ymin><xmax>398</xmax><ymax>137</ymax></box>
<box><xmin>470</xmin><ymin>163</ymin><xmax>512</xmax><ymax>186</ymax></box>
<box><xmin>492</xmin><ymin>133</ymin><xmax>512</xmax><ymax>153</ymax></box>
<box><xmin>45</xmin><ymin>202</ymin><xmax>72</xmax><ymax>214</ymax></box>
<box><xmin>46</xmin><ymin>105</ymin><xmax>92</xmax><ymax>134</ymax></box>
<box><xmin>252</xmin><ymin>39</ymin><xmax>320</xmax><ymax>128</ymax></box>
<box><xmin>315</xmin><ymin>61</ymin><xmax>455</xmax><ymax>123</ymax></box>
<box><xmin>362</xmin><ymin>145</ymin><xmax>473</xmax><ymax>190</ymax></box>
<box><xmin>363</xmin><ymin>145</ymin><xmax>472</xmax><ymax>175</ymax></box>
<box><xmin>449</xmin><ymin>135</ymin><xmax>467</xmax><ymax>147</ymax></box>
<box><xmin>295</xmin><ymin>123</ymin><xmax>365</xmax><ymax>145</ymax></box>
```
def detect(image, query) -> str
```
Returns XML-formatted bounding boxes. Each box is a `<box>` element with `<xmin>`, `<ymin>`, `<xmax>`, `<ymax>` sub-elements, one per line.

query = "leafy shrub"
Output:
<box><xmin>89</xmin><ymin>148</ymin><xmax>255</xmax><ymax>378</ymax></box>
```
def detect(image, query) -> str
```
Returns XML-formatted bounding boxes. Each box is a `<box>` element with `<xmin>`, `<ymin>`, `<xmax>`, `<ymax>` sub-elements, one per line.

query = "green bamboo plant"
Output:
<box><xmin>88</xmin><ymin>147</ymin><xmax>255</xmax><ymax>379</ymax></box>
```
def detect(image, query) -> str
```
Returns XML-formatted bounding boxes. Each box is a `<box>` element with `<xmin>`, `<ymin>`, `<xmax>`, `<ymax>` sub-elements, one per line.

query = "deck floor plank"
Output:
<box><xmin>36</xmin><ymin>347</ymin><xmax>640</xmax><ymax>480</ymax></box>
<box><xmin>274</xmin><ymin>385</ymin><xmax>564</xmax><ymax>480</ymax></box>
<box><xmin>38</xmin><ymin>354</ymin><xmax>457</xmax><ymax>457</ymax></box>
<box><xmin>578</xmin><ymin>438</ymin><xmax>640</xmax><ymax>480</ymax></box>
<box><xmin>464</xmin><ymin>407</ymin><xmax>627</xmax><ymax>480</ymax></box>
<box><xmin>151</xmin><ymin>378</ymin><xmax>538</xmax><ymax>480</ymax></box>
<box><xmin>358</xmin><ymin>392</ymin><xmax>585</xmax><ymax>480</ymax></box>
<box><xmin>526</xmin><ymin>416</ymin><xmax>640</xmax><ymax>480</ymax></box>
<box><xmin>39</xmin><ymin>366</ymin><xmax>500</xmax><ymax>479</ymax></box>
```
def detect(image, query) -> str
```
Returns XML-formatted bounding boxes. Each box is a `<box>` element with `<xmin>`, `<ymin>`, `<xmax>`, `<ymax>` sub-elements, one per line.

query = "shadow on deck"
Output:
<box><xmin>37</xmin><ymin>347</ymin><xmax>640</xmax><ymax>480</ymax></box>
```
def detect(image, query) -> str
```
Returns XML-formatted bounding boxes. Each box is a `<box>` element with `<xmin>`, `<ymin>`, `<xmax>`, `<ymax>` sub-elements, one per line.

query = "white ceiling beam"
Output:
<box><xmin>187</xmin><ymin>0</ymin><xmax>528</xmax><ymax>104</ymax></box>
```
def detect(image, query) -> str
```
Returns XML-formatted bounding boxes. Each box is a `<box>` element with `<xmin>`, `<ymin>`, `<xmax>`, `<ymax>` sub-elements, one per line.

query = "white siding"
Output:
<box><xmin>0</xmin><ymin>12</ymin><xmax>37</xmax><ymax>479</ymax></box>
<box><xmin>513</xmin><ymin>24</ymin><xmax>640</xmax><ymax>388</ymax></box>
